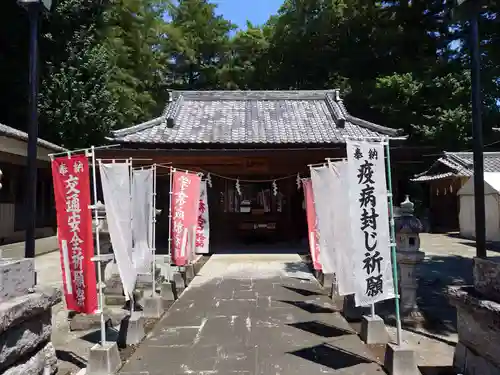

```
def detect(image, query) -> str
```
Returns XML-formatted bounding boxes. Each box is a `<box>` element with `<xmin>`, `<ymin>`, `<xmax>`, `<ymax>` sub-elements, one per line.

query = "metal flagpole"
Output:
<box><xmin>151</xmin><ymin>164</ymin><xmax>157</xmax><ymax>296</ymax></box>
<box><xmin>90</xmin><ymin>146</ymin><xmax>107</xmax><ymax>345</ymax></box>
<box><xmin>128</xmin><ymin>158</ymin><xmax>135</xmax><ymax>314</ymax></box>
<box><xmin>385</xmin><ymin>139</ymin><xmax>403</xmax><ymax>346</ymax></box>
<box><xmin>167</xmin><ymin>167</ymin><xmax>174</xmax><ymax>282</ymax></box>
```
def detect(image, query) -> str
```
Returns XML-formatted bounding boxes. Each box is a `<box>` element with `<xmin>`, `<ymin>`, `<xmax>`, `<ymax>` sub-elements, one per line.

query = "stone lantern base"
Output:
<box><xmin>396</xmin><ymin>250</ymin><xmax>425</xmax><ymax>324</ymax></box>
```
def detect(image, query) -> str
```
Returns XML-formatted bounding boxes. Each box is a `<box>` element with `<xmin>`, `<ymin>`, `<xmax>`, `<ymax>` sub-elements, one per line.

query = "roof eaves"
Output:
<box><xmin>411</xmin><ymin>172</ymin><xmax>456</xmax><ymax>182</ymax></box>
<box><xmin>347</xmin><ymin>115</ymin><xmax>404</xmax><ymax>137</ymax></box>
<box><xmin>111</xmin><ymin>117</ymin><xmax>164</xmax><ymax>138</ymax></box>
<box><xmin>0</xmin><ymin>123</ymin><xmax>66</xmax><ymax>152</ymax></box>
<box><xmin>170</xmin><ymin>89</ymin><xmax>332</xmax><ymax>101</ymax></box>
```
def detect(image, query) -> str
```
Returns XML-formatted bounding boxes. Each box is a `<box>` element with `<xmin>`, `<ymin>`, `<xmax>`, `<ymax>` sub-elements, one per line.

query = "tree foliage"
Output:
<box><xmin>0</xmin><ymin>0</ymin><xmax>499</xmax><ymax>150</ymax></box>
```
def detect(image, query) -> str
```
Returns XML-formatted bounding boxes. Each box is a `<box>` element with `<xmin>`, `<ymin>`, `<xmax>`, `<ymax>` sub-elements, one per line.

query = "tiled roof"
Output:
<box><xmin>411</xmin><ymin>172</ymin><xmax>455</xmax><ymax>182</ymax></box>
<box><xmin>412</xmin><ymin>152</ymin><xmax>500</xmax><ymax>182</ymax></box>
<box><xmin>0</xmin><ymin>123</ymin><xmax>66</xmax><ymax>152</ymax></box>
<box><xmin>109</xmin><ymin>90</ymin><xmax>403</xmax><ymax>145</ymax></box>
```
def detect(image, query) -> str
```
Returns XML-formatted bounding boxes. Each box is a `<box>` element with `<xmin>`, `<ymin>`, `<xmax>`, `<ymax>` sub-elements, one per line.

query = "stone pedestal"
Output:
<box><xmin>185</xmin><ymin>264</ymin><xmax>195</xmax><ymax>284</ymax></box>
<box><xmin>118</xmin><ymin>312</ymin><xmax>145</xmax><ymax>347</ymax></box>
<box><xmin>448</xmin><ymin>257</ymin><xmax>500</xmax><ymax>375</ymax></box>
<box><xmin>161</xmin><ymin>281</ymin><xmax>176</xmax><ymax>301</ymax></box>
<box><xmin>173</xmin><ymin>272</ymin><xmax>186</xmax><ymax>295</ymax></box>
<box><xmin>384</xmin><ymin>343</ymin><xmax>419</xmax><ymax>375</ymax></box>
<box><xmin>143</xmin><ymin>296</ymin><xmax>164</xmax><ymax>318</ymax></box>
<box><xmin>135</xmin><ymin>267</ymin><xmax>163</xmax><ymax>292</ymax></box>
<box><xmin>396</xmin><ymin>251</ymin><xmax>425</xmax><ymax>321</ymax></box>
<box><xmin>342</xmin><ymin>294</ymin><xmax>370</xmax><ymax>321</ymax></box>
<box><xmin>87</xmin><ymin>342</ymin><xmax>121</xmax><ymax>375</ymax></box>
<box><xmin>0</xmin><ymin>281</ymin><xmax>61</xmax><ymax>375</ymax></box>
<box><xmin>360</xmin><ymin>315</ymin><xmax>390</xmax><ymax>344</ymax></box>
<box><xmin>0</xmin><ymin>258</ymin><xmax>35</xmax><ymax>302</ymax></box>
<box><xmin>322</xmin><ymin>273</ymin><xmax>334</xmax><ymax>295</ymax></box>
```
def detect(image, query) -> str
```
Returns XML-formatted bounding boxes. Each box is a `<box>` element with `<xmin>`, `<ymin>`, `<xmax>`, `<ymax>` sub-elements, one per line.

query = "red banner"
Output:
<box><xmin>303</xmin><ymin>179</ymin><xmax>322</xmax><ymax>271</ymax></box>
<box><xmin>52</xmin><ymin>155</ymin><xmax>97</xmax><ymax>313</ymax></box>
<box><xmin>171</xmin><ymin>171</ymin><xmax>201</xmax><ymax>266</ymax></box>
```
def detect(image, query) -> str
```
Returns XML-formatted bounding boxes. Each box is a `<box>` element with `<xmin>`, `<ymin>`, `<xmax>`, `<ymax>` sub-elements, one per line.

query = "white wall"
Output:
<box><xmin>0</xmin><ymin>135</ymin><xmax>55</xmax><ymax>163</ymax></box>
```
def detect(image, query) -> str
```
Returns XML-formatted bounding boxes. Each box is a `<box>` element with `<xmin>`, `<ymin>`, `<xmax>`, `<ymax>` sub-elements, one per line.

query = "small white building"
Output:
<box><xmin>457</xmin><ymin>172</ymin><xmax>500</xmax><ymax>241</ymax></box>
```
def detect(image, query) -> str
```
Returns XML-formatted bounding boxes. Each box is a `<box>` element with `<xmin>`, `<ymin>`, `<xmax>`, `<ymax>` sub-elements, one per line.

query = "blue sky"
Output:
<box><xmin>210</xmin><ymin>0</ymin><xmax>283</xmax><ymax>29</ymax></box>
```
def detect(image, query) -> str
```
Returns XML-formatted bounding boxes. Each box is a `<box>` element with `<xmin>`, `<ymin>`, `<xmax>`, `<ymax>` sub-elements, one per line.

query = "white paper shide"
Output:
<box><xmin>346</xmin><ymin>140</ymin><xmax>394</xmax><ymax>306</ymax></box>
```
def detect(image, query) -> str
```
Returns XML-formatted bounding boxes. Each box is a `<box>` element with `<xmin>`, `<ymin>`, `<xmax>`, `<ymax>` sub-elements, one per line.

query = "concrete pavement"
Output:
<box><xmin>119</xmin><ymin>254</ymin><xmax>384</xmax><ymax>375</ymax></box>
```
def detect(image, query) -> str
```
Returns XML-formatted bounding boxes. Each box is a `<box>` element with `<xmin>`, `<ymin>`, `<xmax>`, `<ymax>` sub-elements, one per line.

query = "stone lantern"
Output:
<box><xmin>394</xmin><ymin>195</ymin><xmax>425</xmax><ymax>321</ymax></box>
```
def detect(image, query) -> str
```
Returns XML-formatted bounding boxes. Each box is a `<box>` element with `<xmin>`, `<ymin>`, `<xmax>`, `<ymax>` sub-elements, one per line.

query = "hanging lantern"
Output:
<box><xmin>296</xmin><ymin>173</ymin><xmax>302</xmax><ymax>190</ymax></box>
<box><xmin>272</xmin><ymin>180</ymin><xmax>278</xmax><ymax>196</ymax></box>
<box><xmin>444</xmin><ymin>187</ymin><xmax>447</xmax><ymax>196</ymax></box>
<box><xmin>206</xmin><ymin>173</ymin><xmax>213</xmax><ymax>188</ymax></box>
<box><xmin>436</xmin><ymin>188</ymin><xmax>439</xmax><ymax>196</ymax></box>
<box><xmin>235</xmin><ymin>178</ymin><xmax>241</xmax><ymax>196</ymax></box>
<box><xmin>449</xmin><ymin>184</ymin><xmax>453</xmax><ymax>194</ymax></box>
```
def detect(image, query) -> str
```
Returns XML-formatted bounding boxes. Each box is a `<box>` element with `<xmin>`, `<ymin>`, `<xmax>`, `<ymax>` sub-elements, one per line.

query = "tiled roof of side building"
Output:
<box><xmin>109</xmin><ymin>90</ymin><xmax>404</xmax><ymax>145</ymax></box>
<box><xmin>412</xmin><ymin>151</ymin><xmax>500</xmax><ymax>182</ymax></box>
<box><xmin>0</xmin><ymin>123</ymin><xmax>66</xmax><ymax>152</ymax></box>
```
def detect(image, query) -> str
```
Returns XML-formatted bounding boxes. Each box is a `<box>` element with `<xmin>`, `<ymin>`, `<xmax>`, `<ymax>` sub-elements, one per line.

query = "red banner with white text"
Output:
<box><xmin>303</xmin><ymin>179</ymin><xmax>322</xmax><ymax>271</ymax></box>
<box><xmin>171</xmin><ymin>171</ymin><xmax>201</xmax><ymax>266</ymax></box>
<box><xmin>52</xmin><ymin>155</ymin><xmax>97</xmax><ymax>313</ymax></box>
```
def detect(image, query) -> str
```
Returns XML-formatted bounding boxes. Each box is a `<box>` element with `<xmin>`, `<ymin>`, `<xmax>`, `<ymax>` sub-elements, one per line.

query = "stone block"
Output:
<box><xmin>173</xmin><ymin>272</ymin><xmax>185</xmax><ymax>293</ymax></box>
<box><xmin>360</xmin><ymin>315</ymin><xmax>390</xmax><ymax>344</ymax></box>
<box><xmin>384</xmin><ymin>343</ymin><xmax>418</xmax><ymax>375</ymax></box>
<box><xmin>160</xmin><ymin>281</ymin><xmax>176</xmax><ymax>301</ymax></box>
<box><xmin>135</xmin><ymin>268</ymin><xmax>163</xmax><ymax>290</ymax></box>
<box><xmin>330</xmin><ymin>291</ymin><xmax>345</xmax><ymax>311</ymax></box>
<box><xmin>342</xmin><ymin>294</ymin><xmax>370</xmax><ymax>321</ymax></box>
<box><xmin>449</xmin><ymin>285</ymin><xmax>500</xmax><ymax>368</ymax></box>
<box><xmin>185</xmin><ymin>264</ymin><xmax>195</xmax><ymax>284</ymax></box>
<box><xmin>0</xmin><ymin>286</ymin><xmax>61</xmax><ymax>335</ymax></box>
<box><xmin>322</xmin><ymin>273</ymin><xmax>334</xmax><ymax>291</ymax></box>
<box><xmin>474</xmin><ymin>257</ymin><xmax>500</xmax><ymax>303</ymax></box>
<box><xmin>104</xmin><ymin>276</ymin><xmax>124</xmax><ymax>296</ymax></box>
<box><xmin>454</xmin><ymin>341</ymin><xmax>500</xmax><ymax>375</ymax></box>
<box><xmin>69</xmin><ymin>308</ymin><xmax>127</xmax><ymax>331</ymax></box>
<box><xmin>193</xmin><ymin>258</ymin><xmax>205</xmax><ymax>275</ymax></box>
<box><xmin>0</xmin><ymin>258</ymin><xmax>35</xmax><ymax>302</ymax></box>
<box><xmin>118</xmin><ymin>312</ymin><xmax>145</xmax><ymax>347</ymax></box>
<box><xmin>104</xmin><ymin>290</ymin><xmax>144</xmax><ymax>307</ymax></box>
<box><xmin>457</xmin><ymin>305</ymin><xmax>500</xmax><ymax>367</ymax></box>
<box><xmin>87</xmin><ymin>342</ymin><xmax>121</xmax><ymax>375</ymax></box>
<box><xmin>3</xmin><ymin>341</ymin><xmax>57</xmax><ymax>375</ymax></box>
<box><xmin>143</xmin><ymin>296</ymin><xmax>164</xmax><ymax>318</ymax></box>
<box><xmin>0</xmin><ymin>310</ymin><xmax>52</xmax><ymax>371</ymax></box>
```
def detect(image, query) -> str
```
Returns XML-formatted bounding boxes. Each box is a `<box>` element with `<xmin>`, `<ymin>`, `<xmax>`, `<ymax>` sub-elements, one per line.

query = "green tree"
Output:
<box><xmin>38</xmin><ymin>0</ymin><xmax>119</xmax><ymax>148</ymax></box>
<box><xmin>162</xmin><ymin>0</ymin><xmax>236</xmax><ymax>89</ymax></box>
<box><xmin>105</xmin><ymin>0</ymin><xmax>169</xmax><ymax>127</ymax></box>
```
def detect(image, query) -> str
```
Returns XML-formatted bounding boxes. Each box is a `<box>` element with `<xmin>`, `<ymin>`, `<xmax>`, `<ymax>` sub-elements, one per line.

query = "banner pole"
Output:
<box><xmin>151</xmin><ymin>164</ymin><xmax>157</xmax><ymax>297</ymax></box>
<box><xmin>91</xmin><ymin>146</ymin><xmax>107</xmax><ymax>345</ymax></box>
<box><xmin>167</xmin><ymin>167</ymin><xmax>174</xmax><ymax>282</ymax></box>
<box><xmin>128</xmin><ymin>158</ymin><xmax>134</xmax><ymax>314</ymax></box>
<box><xmin>385</xmin><ymin>140</ymin><xmax>402</xmax><ymax>346</ymax></box>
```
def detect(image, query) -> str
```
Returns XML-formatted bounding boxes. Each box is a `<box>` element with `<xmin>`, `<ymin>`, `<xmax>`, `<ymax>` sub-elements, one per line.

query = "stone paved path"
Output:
<box><xmin>119</xmin><ymin>254</ymin><xmax>385</xmax><ymax>375</ymax></box>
